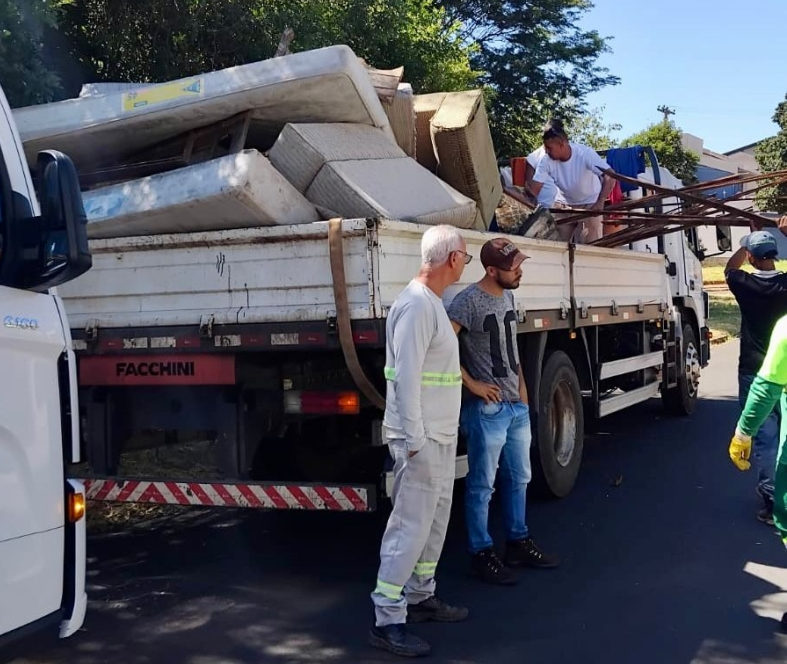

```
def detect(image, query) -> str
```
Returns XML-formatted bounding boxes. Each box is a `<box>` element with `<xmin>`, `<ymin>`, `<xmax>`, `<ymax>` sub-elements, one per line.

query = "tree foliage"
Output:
<box><xmin>0</xmin><ymin>0</ymin><xmax>61</xmax><ymax>107</ymax></box>
<box><xmin>438</xmin><ymin>0</ymin><xmax>619</xmax><ymax>157</ymax></box>
<box><xmin>564</xmin><ymin>106</ymin><xmax>620</xmax><ymax>151</ymax></box>
<box><xmin>58</xmin><ymin>0</ymin><xmax>477</xmax><ymax>95</ymax></box>
<box><xmin>754</xmin><ymin>95</ymin><xmax>787</xmax><ymax>213</ymax></box>
<box><xmin>0</xmin><ymin>0</ymin><xmax>619</xmax><ymax>163</ymax></box>
<box><xmin>621</xmin><ymin>121</ymin><xmax>699</xmax><ymax>184</ymax></box>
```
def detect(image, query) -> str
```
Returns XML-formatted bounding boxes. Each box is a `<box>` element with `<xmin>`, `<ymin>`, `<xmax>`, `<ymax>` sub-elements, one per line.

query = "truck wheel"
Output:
<box><xmin>662</xmin><ymin>324</ymin><xmax>700</xmax><ymax>416</ymax></box>
<box><xmin>534</xmin><ymin>351</ymin><xmax>584</xmax><ymax>498</ymax></box>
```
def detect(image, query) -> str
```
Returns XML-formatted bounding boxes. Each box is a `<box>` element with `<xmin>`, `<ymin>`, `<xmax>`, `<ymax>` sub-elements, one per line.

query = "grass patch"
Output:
<box><xmin>708</xmin><ymin>292</ymin><xmax>740</xmax><ymax>340</ymax></box>
<box><xmin>702</xmin><ymin>260</ymin><xmax>787</xmax><ymax>284</ymax></box>
<box><xmin>703</xmin><ymin>265</ymin><xmax>727</xmax><ymax>283</ymax></box>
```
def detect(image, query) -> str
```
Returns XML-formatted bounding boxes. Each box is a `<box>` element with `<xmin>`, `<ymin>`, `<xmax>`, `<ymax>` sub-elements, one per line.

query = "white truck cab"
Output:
<box><xmin>0</xmin><ymin>84</ymin><xmax>92</xmax><ymax>644</ymax></box>
<box><xmin>620</xmin><ymin>157</ymin><xmax>710</xmax><ymax>404</ymax></box>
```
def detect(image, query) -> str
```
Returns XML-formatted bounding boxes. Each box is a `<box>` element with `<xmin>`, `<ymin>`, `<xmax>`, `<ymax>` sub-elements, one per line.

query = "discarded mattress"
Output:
<box><xmin>305</xmin><ymin>158</ymin><xmax>477</xmax><ymax>228</ymax></box>
<box><xmin>81</xmin><ymin>150</ymin><xmax>320</xmax><ymax>239</ymax></box>
<box><xmin>431</xmin><ymin>90</ymin><xmax>502</xmax><ymax>232</ymax></box>
<box><xmin>14</xmin><ymin>45</ymin><xmax>393</xmax><ymax>169</ymax></box>
<box><xmin>384</xmin><ymin>83</ymin><xmax>416</xmax><ymax>157</ymax></box>
<box><xmin>268</xmin><ymin>122</ymin><xmax>404</xmax><ymax>193</ymax></box>
<box><xmin>413</xmin><ymin>92</ymin><xmax>446</xmax><ymax>173</ymax></box>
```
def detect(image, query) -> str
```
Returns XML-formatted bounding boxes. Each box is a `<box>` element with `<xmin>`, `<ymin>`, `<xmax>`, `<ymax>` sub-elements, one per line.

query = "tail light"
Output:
<box><xmin>284</xmin><ymin>391</ymin><xmax>360</xmax><ymax>415</ymax></box>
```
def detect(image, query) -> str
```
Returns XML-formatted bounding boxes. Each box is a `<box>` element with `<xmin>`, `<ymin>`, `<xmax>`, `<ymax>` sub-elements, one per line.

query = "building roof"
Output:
<box><xmin>724</xmin><ymin>139</ymin><xmax>766</xmax><ymax>155</ymax></box>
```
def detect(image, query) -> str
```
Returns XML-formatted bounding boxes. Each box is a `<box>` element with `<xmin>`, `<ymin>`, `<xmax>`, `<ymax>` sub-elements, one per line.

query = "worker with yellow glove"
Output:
<box><xmin>732</xmin><ymin>312</ymin><xmax>787</xmax><ymax>544</ymax></box>
<box><xmin>728</xmin><ymin>431</ymin><xmax>752</xmax><ymax>470</ymax></box>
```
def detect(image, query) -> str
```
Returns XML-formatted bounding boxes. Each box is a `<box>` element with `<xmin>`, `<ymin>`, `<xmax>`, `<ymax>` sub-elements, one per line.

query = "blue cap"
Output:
<box><xmin>741</xmin><ymin>231</ymin><xmax>778</xmax><ymax>259</ymax></box>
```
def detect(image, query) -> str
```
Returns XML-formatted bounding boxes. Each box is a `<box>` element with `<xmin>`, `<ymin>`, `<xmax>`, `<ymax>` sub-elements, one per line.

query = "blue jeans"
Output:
<box><xmin>739</xmin><ymin>372</ymin><xmax>780</xmax><ymax>506</ymax></box>
<box><xmin>460</xmin><ymin>399</ymin><xmax>532</xmax><ymax>553</ymax></box>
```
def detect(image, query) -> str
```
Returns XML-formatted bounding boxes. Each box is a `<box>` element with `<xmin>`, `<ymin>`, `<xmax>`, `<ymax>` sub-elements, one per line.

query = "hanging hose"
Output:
<box><xmin>328</xmin><ymin>219</ymin><xmax>386</xmax><ymax>410</ymax></box>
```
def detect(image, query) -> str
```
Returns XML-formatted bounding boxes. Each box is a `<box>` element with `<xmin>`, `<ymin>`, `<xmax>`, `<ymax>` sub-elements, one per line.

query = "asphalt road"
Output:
<box><xmin>6</xmin><ymin>340</ymin><xmax>787</xmax><ymax>664</ymax></box>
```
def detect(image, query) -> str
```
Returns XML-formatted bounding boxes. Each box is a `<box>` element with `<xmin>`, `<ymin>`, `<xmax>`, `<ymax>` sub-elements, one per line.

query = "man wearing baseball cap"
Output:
<box><xmin>725</xmin><ymin>224</ymin><xmax>787</xmax><ymax>524</ymax></box>
<box><xmin>447</xmin><ymin>238</ymin><xmax>559</xmax><ymax>584</ymax></box>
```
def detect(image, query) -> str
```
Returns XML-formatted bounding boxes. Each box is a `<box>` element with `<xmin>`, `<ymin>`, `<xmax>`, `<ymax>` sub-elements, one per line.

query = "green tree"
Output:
<box><xmin>498</xmin><ymin>105</ymin><xmax>620</xmax><ymax>158</ymax></box>
<box><xmin>58</xmin><ymin>0</ymin><xmax>477</xmax><ymax>96</ymax></box>
<box><xmin>438</xmin><ymin>0</ymin><xmax>619</xmax><ymax>157</ymax></box>
<box><xmin>0</xmin><ymin>0</ymin><xmax>61</xmax><ymax>107</ymax></box>
<box><xmin>564</xmin><ymin>106</ymin><xmax>620</xmax><ymax>151</ymax></box>
<box><xmin>621</xmin><ymin>121</ymin><xmax>699</xmax><ymax>184</ymax></box>
<box><xmin>754</xmin><ymin>95</ymin><xmax>787</xmax><ymax>213</ymax></box>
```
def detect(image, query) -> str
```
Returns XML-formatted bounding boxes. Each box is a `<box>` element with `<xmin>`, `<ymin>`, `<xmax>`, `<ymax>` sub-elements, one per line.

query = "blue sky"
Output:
<box><xmin>578</xmin><ymin>0</ymin><xmax>786</xmax><ymax>153</ymax></box>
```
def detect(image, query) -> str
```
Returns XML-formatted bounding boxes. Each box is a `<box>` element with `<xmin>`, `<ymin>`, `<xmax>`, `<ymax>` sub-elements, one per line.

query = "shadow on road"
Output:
<box><xmin>5</xmin><ymin>392</ymin><xmax>787</xmax><ymax>664</ymax></box>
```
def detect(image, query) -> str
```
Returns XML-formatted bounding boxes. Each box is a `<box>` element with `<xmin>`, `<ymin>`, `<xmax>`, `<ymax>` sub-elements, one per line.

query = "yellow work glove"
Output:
<box><xmin>728</xmin><ymin>429</ymin><xmax>752</xmax><ymax>471</ymax></box>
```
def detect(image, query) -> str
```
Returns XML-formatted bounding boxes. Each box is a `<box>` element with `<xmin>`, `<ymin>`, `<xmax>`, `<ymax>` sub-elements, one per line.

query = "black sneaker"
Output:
<box><xmin>408</xmin><ymin>595</ymin><xmax>469</xmax><ymax>623</ymax></box>
<box><xmin>758</xmin><ymin>507</ymin><xmax>775</xmax><ymax>526</ymax></box>
<box><xmin>471</xmin><ymin>548</ymin><xmax>517</xmax><ymax>585</ymax></box>
<box><xmin>369</xmin><ymin>624</ymin><xmax>431</xmax><ymax>658</ymax></box>
<box><xmin>504</xmin><ymin>537</ymin><xmax>560</xmax><ymax>569</ymax></box>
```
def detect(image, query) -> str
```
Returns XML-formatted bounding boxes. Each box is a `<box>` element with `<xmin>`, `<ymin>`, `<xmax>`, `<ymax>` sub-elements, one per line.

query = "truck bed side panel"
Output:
<box><xmin>58</xmin><ymin>221</ymin><xmax>374</xmax><ymax>328</ymax></box>
<box><xmin>375</xmin><ymin>221</ymin><xmax>571</xmax><ymax>314</ymax></box>
<box><xmin>572</xmin><ymin>245</ymin><xmax>667</xmax><ymax>310</ymax></box>
<box><xmin>58</xmin><ymin>219</ymin><xmax>668</xmax><ymax>332</ymax></box>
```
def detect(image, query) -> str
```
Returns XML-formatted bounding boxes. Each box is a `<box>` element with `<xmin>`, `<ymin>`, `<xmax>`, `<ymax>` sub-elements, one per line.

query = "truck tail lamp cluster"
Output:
<box><xmin>283</xmin><ymin>390</ymin><xmax>360</xmax><ymax>415</ymax></box>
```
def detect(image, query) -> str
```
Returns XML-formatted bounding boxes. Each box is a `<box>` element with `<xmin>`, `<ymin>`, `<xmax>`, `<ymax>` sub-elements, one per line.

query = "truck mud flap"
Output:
<box><xmin>77</xmin><ymin>478</ymin><xmax>376</xmax><ymax>512</ymax></box>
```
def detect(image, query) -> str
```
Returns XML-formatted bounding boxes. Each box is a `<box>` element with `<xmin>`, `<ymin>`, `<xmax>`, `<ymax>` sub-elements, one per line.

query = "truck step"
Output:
<box><xmin>598</xmin><ymin>381</ymin><xmax>660</xmax><ymax>418</ymax></box>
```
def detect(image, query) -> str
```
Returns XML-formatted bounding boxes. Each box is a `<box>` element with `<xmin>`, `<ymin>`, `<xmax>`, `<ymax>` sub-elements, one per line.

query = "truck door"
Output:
<box><xmin>0</xmin><ymin>98</ymin><xmax>69</xmax><ymax>636</ymax></box>
<box><xmin>0</xmin><ymin>288</ymin><xmax>69</xmax><ymax>635</ymax></box>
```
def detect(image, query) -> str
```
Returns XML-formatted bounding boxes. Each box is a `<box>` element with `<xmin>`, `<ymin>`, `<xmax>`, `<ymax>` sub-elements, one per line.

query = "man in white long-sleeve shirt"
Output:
<box><xmin>370</xmin><ymin>225</ymin><xmax>470</xmax><ymax>658</ymax></box>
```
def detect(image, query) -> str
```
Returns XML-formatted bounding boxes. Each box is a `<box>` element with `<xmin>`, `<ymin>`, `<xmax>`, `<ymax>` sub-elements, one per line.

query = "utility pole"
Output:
<box><xmin>657</xmin><ymin>105</ymin><xmax>675</xmax><ymax>124</ymax></box>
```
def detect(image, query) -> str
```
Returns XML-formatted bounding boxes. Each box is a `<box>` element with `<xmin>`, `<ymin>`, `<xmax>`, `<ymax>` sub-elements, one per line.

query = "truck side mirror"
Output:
<box><xmin>716</xmin><ymin>225</ymin><xmax>732</xmax><ymax>253</ymax></box>
<box><xmin>24</xmin><ymin>150</ymin><xmax>91</xmax><ymax>291</ymax></box>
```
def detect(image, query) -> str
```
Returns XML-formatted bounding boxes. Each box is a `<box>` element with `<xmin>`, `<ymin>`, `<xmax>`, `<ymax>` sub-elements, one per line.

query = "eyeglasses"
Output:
<box><xmin>453</xmin><ymin>250</ymin><xmax>473</xmax><ymax>265</ymax></box>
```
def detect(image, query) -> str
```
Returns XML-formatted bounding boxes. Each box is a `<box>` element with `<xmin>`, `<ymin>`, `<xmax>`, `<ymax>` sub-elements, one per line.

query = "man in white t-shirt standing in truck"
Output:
<box><xmin>530</xmin><ymin>119</ymin><xmax>617</xmax><ymax>243</ymax></box>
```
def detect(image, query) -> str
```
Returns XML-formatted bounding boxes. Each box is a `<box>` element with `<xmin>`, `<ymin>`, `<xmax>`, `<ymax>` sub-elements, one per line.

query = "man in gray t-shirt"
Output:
<box><xmin>448</xmin><ymin>238</ymin><xmax>559</xmax><ymax>585</ymax></box>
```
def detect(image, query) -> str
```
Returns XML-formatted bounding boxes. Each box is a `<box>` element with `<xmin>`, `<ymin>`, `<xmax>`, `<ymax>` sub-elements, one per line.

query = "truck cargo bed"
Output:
<box><xmin>57</xmin><ymin>219</ymin><xmax>669</xmax><ymax>331</ymax></box>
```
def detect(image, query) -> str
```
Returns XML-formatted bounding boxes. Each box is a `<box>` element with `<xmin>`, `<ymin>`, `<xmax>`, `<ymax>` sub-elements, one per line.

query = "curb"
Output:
<box><xmin>710</xmin><ymin>330</ymin><xmax>730</xmax><ymax>346</ymax></box>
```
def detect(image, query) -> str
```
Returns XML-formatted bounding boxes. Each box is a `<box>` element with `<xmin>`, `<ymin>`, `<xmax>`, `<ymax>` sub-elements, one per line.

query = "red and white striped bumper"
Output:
<box><xmin>79</xmin><ymin>478</ymin><xmax>374</xmax><ymax>512</ymax></box>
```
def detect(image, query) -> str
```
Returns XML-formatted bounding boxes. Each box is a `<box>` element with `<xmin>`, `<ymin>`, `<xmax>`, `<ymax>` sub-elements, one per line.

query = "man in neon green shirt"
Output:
<box><xmin>731</xmin><ymin>313</ymin><xmax>787</xmax><ymax>543</ymax></box>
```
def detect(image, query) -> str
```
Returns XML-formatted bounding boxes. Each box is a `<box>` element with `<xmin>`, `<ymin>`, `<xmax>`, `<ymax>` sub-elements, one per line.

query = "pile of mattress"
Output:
<box><xmin>269</xmin><ymin>122</ymin><xmax>477</xmax><ymax>228</ymax></box>
<box><xmin>13</xmin><ymin>45</ymin><xmax>393</xmax><ymax>170</ymax></box>
<box><xmin>13</xmin><ymin>44</ymin><xmax>503</xmax><ymax>238</ymax></box>
<box><xmin>82</xmin><ymin>150</ymin><xmax>320</xmax><ymax>239</ymax></box>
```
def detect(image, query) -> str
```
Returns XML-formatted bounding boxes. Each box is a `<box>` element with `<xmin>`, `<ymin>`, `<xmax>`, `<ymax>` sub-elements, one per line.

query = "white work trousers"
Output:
<box><xmin>371</xmin><ymin>437</ymin><xmax>457</xmax><ymax>626</ymax></box>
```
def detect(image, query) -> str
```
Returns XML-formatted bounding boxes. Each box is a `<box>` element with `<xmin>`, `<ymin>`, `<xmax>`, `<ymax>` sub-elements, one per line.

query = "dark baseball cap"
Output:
<box><xmin>741</xmin><ymin>231</ymin><xmax>779</xmax><ymax>259</ymax></box>
<box><xmin>480</xmin><ymin>238</ymin><xmax>529</xmax><ymax>271</ymax></box>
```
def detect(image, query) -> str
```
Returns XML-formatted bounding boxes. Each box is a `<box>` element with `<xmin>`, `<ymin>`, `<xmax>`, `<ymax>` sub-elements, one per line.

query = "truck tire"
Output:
<box><xmin>662</xmin><ymin>323</ymin><xmax>700</xmax><ymax>416</ymax></box>
<box><xmin>534</xmin><ymin>350</ymin><xmax>585</xmax><ymax>498</ymax></box>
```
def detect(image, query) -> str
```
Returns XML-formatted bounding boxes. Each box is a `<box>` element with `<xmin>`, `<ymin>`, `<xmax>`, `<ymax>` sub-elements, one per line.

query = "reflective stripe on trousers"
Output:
<box><xmin>371</xmin><ymin>438</ymin><xmax>456</xmax><ymax>626</ymax></box>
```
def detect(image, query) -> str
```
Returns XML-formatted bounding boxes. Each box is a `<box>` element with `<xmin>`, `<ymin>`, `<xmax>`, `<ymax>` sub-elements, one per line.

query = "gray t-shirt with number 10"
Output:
<box><xmin>447</xmin><ymin>284</ymin><xmax>521</xmax><ymax>402</ymax></box>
